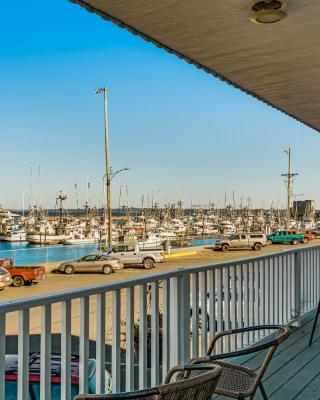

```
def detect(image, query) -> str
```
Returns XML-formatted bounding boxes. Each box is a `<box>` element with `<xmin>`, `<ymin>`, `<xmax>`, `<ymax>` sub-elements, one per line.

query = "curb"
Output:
<box><xmin>165</xmin><ymin>251</ymin><xmax>198</xmax><ymax>259</ymax></box>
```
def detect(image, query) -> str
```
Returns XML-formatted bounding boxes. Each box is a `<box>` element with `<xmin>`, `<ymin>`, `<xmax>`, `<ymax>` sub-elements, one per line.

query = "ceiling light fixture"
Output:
<box><xmin>250</xmin><ymin>0</ymin><xmax>287</xmax><ymax>24</ymax></box>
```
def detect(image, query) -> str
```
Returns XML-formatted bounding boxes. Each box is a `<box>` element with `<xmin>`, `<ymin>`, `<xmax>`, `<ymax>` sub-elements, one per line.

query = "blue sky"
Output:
<box><xmin>1</xmin><ymin>0</ymin><xmax>319</xmax><ymax>210</ymax></box>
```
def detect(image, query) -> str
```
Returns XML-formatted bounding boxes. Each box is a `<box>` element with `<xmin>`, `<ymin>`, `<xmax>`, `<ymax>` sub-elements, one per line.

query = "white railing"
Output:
<box><xmin>0</xmin><ymin>245</ymin><xmax>319</xmax><ymax>399</ymax></box>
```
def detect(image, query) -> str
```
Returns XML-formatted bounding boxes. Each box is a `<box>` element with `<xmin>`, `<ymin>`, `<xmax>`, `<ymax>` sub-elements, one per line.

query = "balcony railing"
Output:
<box><xmin>0</xmin><ymin>245</ymin><xmax>319</xmax><ymax>400</ymax></box>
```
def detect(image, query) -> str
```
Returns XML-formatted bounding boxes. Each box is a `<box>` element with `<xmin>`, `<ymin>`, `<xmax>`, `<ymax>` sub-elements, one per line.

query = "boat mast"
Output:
<box><xmin>22</xmin><ymin>192</ymin><xmax>25</xmax><ymax>217</ymax></box>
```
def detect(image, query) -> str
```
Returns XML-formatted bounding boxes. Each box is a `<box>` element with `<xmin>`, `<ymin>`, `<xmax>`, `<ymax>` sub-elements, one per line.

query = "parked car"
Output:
<box><xmin>59</xmin><ymin>253</ymin><xmax>123</xmax><ymax>275</ymax></box>
<box><xmin>266</xmin><ymin>230</ymin><xmax>305</xmax><ymax>245</ymax></box>
<box><xmin>0</xmin><ymin>267</ymin><xmax>13</xmax><ymax>291</ymax></box>
<box><xmin>0</xmin><ymin>258</ymin><xmax>45</xmax><ymax>287</ymax></box>
<box><xmin>104</xmin><ymin>243</ymin><xmax>165</xmax><ymax>269</ymax></box>
<box><xmin>214</xmin><ymin>233</ymin><xmax>267</xmax><ymax>251</ymax></box>
<box><xmin>308</xmin><ymin>228</ymin><xmax>320</xmax><ymax>238</ymax></box>
<box><xmin>4</xmin><ymin>353</ymin><xmax>112</xmax><ymax>399</ymax></box>
<box><xmin>288</xmin><ymin>230</ymin><xmax>314</xmax><ymax>243</ymax></box>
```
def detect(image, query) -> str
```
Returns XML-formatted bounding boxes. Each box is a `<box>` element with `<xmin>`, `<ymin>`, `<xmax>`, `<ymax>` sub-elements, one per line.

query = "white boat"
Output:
<box><xmin>301</xmin><ymin>219</ymin><xmax>315</xmax><ymax>230</ymax></box>
<box><xmin>158</xmin><ymin>230</ymin><xmax>177</xmax><ymax>240</ymax></box>
<box><xmin>0</xmin><ymin>230</ymin><xmax>26</xmax><ymax>242</ymax></box>
<box><xmin>138</xmin><ymin>233</ymin><xmax>163</xmax><ymax>249</ymax></box>
<box><xmin>26</xmin><ymin>234</ymin><xmax>68</xmax><ymax>245</ymax></box>
<box><xmin>219</xmin><ymin>220</ymin><xmax>236</xmax><ymax>236</ymax></box>
<box><xmin>62</xmin><ymin>237</ymin><xmax>97</xmax><ymax>245</ymax></box>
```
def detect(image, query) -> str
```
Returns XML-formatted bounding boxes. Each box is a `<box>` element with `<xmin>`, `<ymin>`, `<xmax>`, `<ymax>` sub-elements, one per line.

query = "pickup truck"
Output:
<box><xmin>288</xmin><ymin>230</ymin><xmax>314</xmax><ymax>243</ymax></box>
<box><xmin>266</xmin><ymin>231</ymin><xmax>305</xmax><ymax>245</ymax></box>
<box><xmin>0</xmin><ymin>258</ymin><xmax>45</xmax><ymax>287</ymax></box>
<box><xmin>215</xmin><ymin>233</ymin><xmax>267</xmax><ymax>251</ymax></box>
<box><xmin>104</xmin><ymin>244</ymin><xmax>164</xmax><ymax>269</ymax></box>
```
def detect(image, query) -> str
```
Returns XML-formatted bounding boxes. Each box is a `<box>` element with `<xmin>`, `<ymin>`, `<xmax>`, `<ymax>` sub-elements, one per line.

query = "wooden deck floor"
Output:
<box><xmin>217</xmin><ymin>317</ymin><xmax>320</xmax><ymax>400</ymax></box>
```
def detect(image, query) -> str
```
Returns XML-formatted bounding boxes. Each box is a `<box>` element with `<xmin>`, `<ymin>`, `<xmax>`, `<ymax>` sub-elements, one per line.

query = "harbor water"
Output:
<box><xmin>0</xmin><ymin>238</ymin><xmax>218</xmax><ymax>265</ymax></box>
<box><xmin>0</xmin><ymin>242</ymin><xmax>98</xmax><ymax>265</ymax></box>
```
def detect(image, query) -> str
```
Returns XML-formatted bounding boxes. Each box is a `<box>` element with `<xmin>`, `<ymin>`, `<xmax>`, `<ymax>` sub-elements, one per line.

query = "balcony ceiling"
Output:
<box><xmin>71</xmin><ymin>0</ymin><xmax>320</xmax><ymax>132</ymax></box>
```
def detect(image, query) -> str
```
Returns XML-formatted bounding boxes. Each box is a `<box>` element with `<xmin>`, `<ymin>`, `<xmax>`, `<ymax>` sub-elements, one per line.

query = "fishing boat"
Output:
<box><xmin>138</xmin><ymin>233</ymin><xmax>163</xmax><ymax>249</ymax></box>
<box><xmin>0</xmin><ymin>228</ymin><xmax>26</xmax><ymax>242</ymax></box>
<box><xmin>62</xmin><ymin>237</ymin><xmax>97</xmax><ymax>245</ymax></box>
<box><xmin>219</xmin><ymin>220</ymin><xmax>236</xmax><ymax>236</ymax></box>
<box><xmin>26</xmin><ymin>233</ymin><xmax>68</xmax><ymax>245</ymax></box>
<box><xmin>26</xmin><ymin>220</ymin><xmax>69</xmax><ymax>245</ymax></box>
<box><xmin>62</xmin><ymin>230</ymin><xmax>99</xmax><ymax>245</ymax></box>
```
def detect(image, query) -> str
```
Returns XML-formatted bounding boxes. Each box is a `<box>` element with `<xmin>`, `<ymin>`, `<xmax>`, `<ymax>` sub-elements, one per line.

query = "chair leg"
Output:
<box><xmin>259</xmin><ymin>383</ymin><xmax>268</xmax><ymax>400</ymax></box>
<box><xmin>248</xmin><ymin>383</ymin><xmax>268</xmax><ymax>400</ymax></box>
<box><xmin>309</xmin><ymin>300</ymin><xmax>320</xmax><ymax>346</ymax></box>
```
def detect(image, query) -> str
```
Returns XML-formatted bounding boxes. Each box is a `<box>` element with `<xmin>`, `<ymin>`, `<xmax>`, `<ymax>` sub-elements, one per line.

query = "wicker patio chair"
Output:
<box><xmin>309</xmin><ymin>299</ymin><xmax>320</xmax><ymax>346</ymax></box>
<box><xmin>189</xmin><ymin>325</ymin><xmax>291</xmax><ymax>400</ymax></box>
<box><xmin>75</xmin><ymin>363</ymin><xmax>222</xmax><ymax>400</ymax></box>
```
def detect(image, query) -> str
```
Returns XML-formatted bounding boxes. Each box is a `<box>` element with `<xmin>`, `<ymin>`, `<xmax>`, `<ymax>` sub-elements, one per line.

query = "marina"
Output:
<box><xmin>1</xmin><ymin>194</ymin><xmax>320</xmax><ymax>266</ymax></box>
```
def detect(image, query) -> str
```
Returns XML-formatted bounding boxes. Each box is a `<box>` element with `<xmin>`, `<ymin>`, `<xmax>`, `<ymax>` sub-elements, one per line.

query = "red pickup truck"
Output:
<box><xmin>0</xmin><ymin>259</ymin><xmax>45</xmax><ymax>287</ymax></box>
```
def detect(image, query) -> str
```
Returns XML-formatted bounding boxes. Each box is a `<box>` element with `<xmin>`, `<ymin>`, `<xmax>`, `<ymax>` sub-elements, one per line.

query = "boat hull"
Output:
<box><xmin>62</xmin><ymin>238</ymin><xmax>96</xmax><ymax>245</ymax></box>
<box><xmin>0</xmin><ymin>233</ymin><xmax>27</xmax><ymax>242</ymax></box>
<box><xmin>26</xmin><ymin>235</ymin><xmax>66</xmax><ymax>245</ymax></box>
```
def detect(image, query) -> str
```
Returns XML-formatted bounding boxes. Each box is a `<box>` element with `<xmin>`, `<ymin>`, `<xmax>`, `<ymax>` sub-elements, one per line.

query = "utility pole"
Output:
<box><xmin>281</xmin><ymin>148</ymin><xmax>298</xmax><ymax>230</ymax></box>
<box><xmin>96</xmin><ymin>87</ymin><xmax>112</xmax><ymax>247</ymax></box>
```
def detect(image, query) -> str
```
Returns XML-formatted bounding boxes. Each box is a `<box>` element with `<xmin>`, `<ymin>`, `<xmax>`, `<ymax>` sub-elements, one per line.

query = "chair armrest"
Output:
<box><xmin>164</xmin><ymin>364</ymin><xmax>218</xmax><ymax>384</ymax></box>
<box><xmin>191</xmin><ymin>337</ymin><xmax>284</xmax><ymax>366</ymax></box>
<box><xmin>207</xmin><ymin>330</ymin><xmax>232</xmax><ymax>355</ymax></box>
<box><xmin>164</xmin><ymin>365</ymin><xmax>188</xmax><ymax>384</ymax></box>
<box><xmin>207</xmin><ymin>325</ymin><xmax>291</xmax><ymax>355</ymax></box>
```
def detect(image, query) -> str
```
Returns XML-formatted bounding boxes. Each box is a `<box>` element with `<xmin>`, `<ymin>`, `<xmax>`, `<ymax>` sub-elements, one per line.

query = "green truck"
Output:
<box><xmin>267</xmin><ymin>230</ymin><xmax>305</xmax><ymax>245</ymax></box>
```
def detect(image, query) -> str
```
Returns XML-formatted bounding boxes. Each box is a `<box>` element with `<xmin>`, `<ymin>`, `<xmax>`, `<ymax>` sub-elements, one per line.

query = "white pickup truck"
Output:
<box><xmin>104</xmin><ymin>243</ymin><xmax>165</xmax><ymax>269</ymax></box>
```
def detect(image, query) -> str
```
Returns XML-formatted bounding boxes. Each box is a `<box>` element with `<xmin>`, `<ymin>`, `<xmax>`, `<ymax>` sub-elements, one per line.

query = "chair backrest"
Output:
<box><xmin>75</xmin><ymin>364</ymin><xmax>221</xmax><ymax>400</ymax></box>
<box><xmin>204</xmin><ymin>324</ymin><xmax>291</xmax><ymax>394</ymax></box>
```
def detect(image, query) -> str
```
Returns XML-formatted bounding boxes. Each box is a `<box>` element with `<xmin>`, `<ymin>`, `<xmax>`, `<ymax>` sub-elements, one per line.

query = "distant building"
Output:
<box><xmin>292</xmin><ymin>200</ymin><xmax>315</xmax><ymax>219</ymax></box>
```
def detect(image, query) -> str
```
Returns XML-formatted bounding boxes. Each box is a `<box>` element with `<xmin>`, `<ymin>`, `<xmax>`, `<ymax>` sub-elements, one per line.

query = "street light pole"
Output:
<box><xmin>96</xmin><ymin>86</ymin><xmax>112</xmax><ymax>247</ymax></box>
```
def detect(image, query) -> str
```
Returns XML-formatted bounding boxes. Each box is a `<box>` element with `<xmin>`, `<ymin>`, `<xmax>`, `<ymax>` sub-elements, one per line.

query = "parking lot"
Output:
<box><xmin>1</xmin><ymin>239</ymin><xmax>319</xmax><ymax>302</ymax></box>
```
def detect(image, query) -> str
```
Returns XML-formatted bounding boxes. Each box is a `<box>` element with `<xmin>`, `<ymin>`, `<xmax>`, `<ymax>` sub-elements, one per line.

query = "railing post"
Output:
<box><xmin>40</xmin><ymin>304</ymin><xmax>51</xmax><ymax>400</ymax></box>
<box><xmin>96</xmin><ymin>293</ymin><xmax>106</xmax><ymax>394</ymax></box>
<box><xmin>125</xmin><ymin>288</ymin><xmax>134</xmax><ymax>391</ymax></box>
<box><xmin>18</xmin><ymin>309</ymin><xmax>30</xmax><ymax>400</ymax></box>
<box><xmin>169</xmin><ymin>272</ymin><xmax>190</xmax><ymax>367</ymax></box>
<box><xmin>0</xmin><ymin>314</ymin><xmax>5</xmax><ymax>400</ymax></box>
<box><xmin>151</xmin><ymin>281</ymin><xmax>160</xmax><ymax>386</ymax></box>
<box><xmin>61</xmin><ymin>300</ymin><xmax>71</xmax><ymax>400</ymax></box>
<box><xmin>138</xmin><ymin>284</ymin><xmax>147</xmax><ymax>389</ymax></box>
<box><xmin>79</xmin><ymin>296</ymin><xmax>89</xmax><ymax>394</ymax></box>
<box><xmin>112</xmin><ymin>290</ymin><xmax>121</xmax><ymax>392</ymax></box>
<box><xmin>162</xmin><ymin>279</ymin><xmax>170</xmax><ymax>379</ymax></box>
<box><xmin>292</xmin><ymin>251</ymin><xmax>302</xmax><ymax>321</ymax></box>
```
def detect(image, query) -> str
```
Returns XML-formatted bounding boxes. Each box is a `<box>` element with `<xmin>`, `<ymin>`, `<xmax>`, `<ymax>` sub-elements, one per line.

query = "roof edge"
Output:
<box><xmin>70</xmin><ymin>0</ymin><xmax>319</xmax><ymax>133</ymax></box>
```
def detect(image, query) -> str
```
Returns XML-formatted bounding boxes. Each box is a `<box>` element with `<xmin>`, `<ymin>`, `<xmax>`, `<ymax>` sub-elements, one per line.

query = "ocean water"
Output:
<box><xmin>0</xmin><ymin>242</ymin><xmax>98</xmax><ymax>265</ymax></box>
